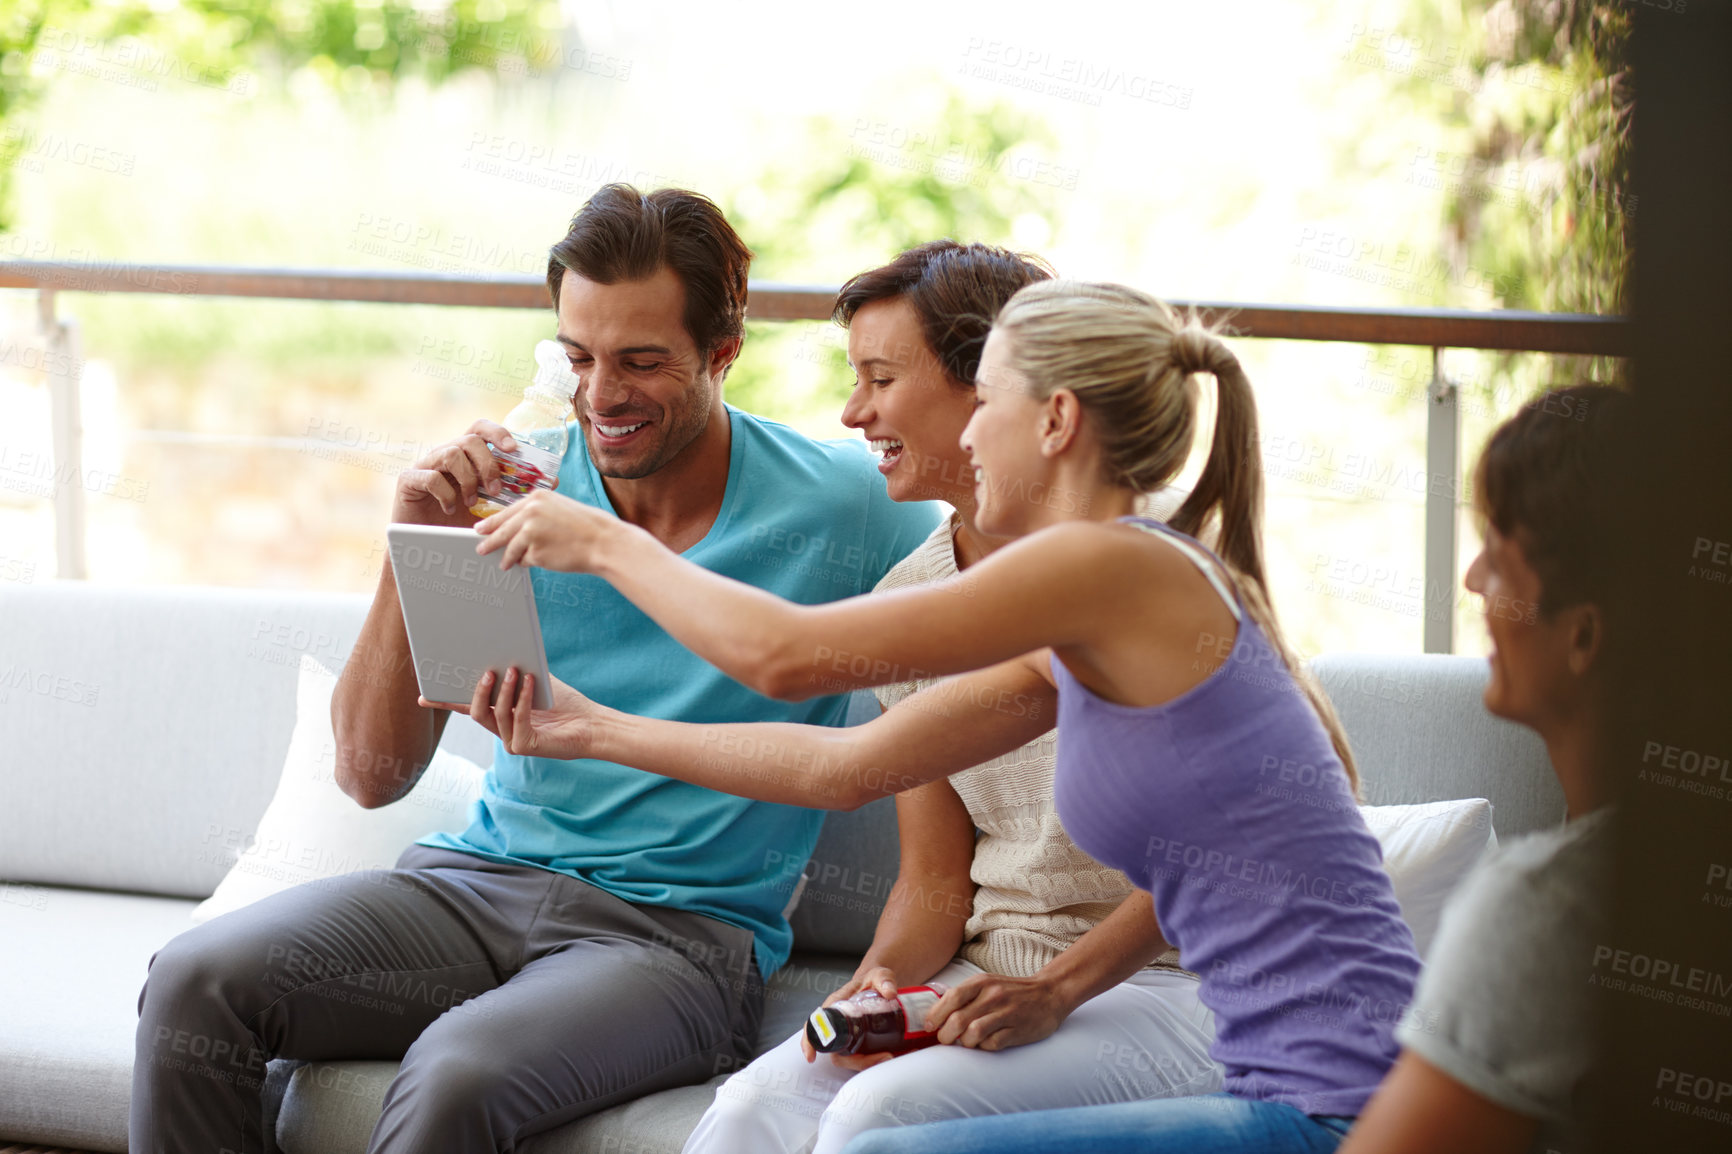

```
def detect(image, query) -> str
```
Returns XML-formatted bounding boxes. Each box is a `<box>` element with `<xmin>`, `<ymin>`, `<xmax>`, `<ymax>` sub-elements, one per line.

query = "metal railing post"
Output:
<box><xmin>39</xmin><ymin>288</ymin><xmax>86</xmax><ymax>579</ymax></box>
<box><xmin>1423</xmin><ymin>347</ymin><xmax>1458</xmax><ymax>653</ymax></box>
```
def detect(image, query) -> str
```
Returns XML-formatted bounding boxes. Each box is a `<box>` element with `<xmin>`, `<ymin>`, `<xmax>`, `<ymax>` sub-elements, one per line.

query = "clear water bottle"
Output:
<box><xmin>469</xmin><ymin>340</ymin><xmax>576</xmax><ymax>519</ymax></box>
<box><xmin>805</xmin><ymin>982</ymin><xmax>949</xmax><ymax>1056</ymax></box>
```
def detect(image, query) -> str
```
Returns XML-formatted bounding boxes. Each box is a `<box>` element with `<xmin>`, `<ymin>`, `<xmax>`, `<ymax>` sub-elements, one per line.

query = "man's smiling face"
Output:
<box><xmin>555</xmin><ymin>265</ymin><xmax>726</xmax><ymax>480</ymax></box>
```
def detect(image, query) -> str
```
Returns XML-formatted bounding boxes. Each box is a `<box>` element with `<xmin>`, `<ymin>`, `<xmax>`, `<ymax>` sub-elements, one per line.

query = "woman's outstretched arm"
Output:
<box><xmin>428</xmin><ymin>650</ymin><xmax>1057</xmax><ymax>811</ymax></box>
<box><xmin>473</xmin><ymin>489</ymin><xmax>1130</xmax><ymax>699</ymax></box>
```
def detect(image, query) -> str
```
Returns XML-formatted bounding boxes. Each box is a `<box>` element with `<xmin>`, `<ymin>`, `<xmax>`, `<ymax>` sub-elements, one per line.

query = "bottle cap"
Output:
<box><xmin>805</xmin><ymin>1006</ymin><xmax>849</xmax><ymax>1053</ymax></box>
<box><xmin>532</xmin><ymin>339</ymin><xmax>575</xmax><ymax>399</ymax></box>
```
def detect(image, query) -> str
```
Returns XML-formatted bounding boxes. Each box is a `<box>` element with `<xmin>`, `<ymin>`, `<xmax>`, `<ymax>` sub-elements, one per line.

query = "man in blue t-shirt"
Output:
<box><xmin>131</xmin><ymin>185</ymin><xmax>939</xmax><ymax>1154</ymax></box>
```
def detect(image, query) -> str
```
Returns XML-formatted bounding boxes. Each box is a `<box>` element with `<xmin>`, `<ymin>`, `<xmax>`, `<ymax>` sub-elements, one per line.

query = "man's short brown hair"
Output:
<box><xmin>1473</xmin><ymin>382</ymin><xmax>1633</xmax><ymax>616</ymax></box>
<box><xmin>546</xmin><ymin>184</ymin><xmax>752</xmax><ymax>356</ymax></box>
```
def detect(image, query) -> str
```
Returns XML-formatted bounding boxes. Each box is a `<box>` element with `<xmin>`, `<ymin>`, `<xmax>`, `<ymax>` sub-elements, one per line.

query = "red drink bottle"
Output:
<box><xmin>805</xmin><ymin>982</ymin><xmax>949</xmax><ymax>1056</ymax></box>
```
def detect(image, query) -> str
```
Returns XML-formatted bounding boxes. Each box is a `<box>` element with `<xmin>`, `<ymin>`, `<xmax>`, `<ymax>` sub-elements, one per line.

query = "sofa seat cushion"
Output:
<box><xmin>0</xmin><ymin>885</ymin><xmax>198</xmax><ymax>1152</ymax></box>
<box><xmin>276</xmin><ymin>952</ymin><xmax>859</xmax><ymax>1154</ymax></box>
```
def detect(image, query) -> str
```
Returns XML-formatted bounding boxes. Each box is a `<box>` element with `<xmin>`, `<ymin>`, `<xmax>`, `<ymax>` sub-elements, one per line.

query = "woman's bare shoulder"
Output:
<box><xmin>1022</xmin><ymin>517</ymin><xmax>1202</xmax><ymax>584</ymax></box>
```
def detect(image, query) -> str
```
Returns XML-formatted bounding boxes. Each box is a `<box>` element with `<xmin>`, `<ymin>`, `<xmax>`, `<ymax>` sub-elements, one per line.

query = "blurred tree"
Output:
<box><xmin>1393</xmin><ymin>0</ymin><xmax>1632</xmax><ymax>386</ymax></box>
<box><xmin>0</xmin><ymin>0</ymin><xmax>568</xmax><ymax>233</ymax></box>
<box><xmin>728</xmin><ymin>92</ymin><xmax>1061</xmax><ymax>279</ymax></box>
<box><xmin>722</xmin><ymin>91</ymin><xmax>1064</xmax><ymax>424</ymax></box>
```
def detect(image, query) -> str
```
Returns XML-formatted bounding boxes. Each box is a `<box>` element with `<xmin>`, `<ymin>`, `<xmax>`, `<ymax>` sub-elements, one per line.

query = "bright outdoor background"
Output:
<box><xmin>0</xmin><ymin>0</ymin><xmax>1629</xmax><ymax>659</ymax></box>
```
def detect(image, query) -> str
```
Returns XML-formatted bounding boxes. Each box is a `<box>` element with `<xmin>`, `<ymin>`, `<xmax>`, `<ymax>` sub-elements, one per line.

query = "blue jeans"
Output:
<box><xmin>839</xmin><ymin>1093</ymin><xmax>1353</xmax><ymax>1154</ymax></box>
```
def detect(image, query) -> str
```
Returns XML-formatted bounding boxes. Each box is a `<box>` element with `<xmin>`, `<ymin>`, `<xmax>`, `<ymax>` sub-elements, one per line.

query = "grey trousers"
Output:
<box><xmin>131</xmin><ymin>844</ymin><xmax>764</xmax><ymax>1154</ymax></box>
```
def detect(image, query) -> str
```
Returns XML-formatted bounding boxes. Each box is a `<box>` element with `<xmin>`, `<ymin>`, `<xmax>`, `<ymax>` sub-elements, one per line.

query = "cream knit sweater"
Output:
<box><xmin>872</xmin><ymin>512</ymin><xmax>1185</xmax><ymax>979</ymax></box>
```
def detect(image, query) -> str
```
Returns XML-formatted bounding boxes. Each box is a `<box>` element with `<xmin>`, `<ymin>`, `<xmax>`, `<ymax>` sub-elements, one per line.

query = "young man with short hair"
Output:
<box><xmin>130</xmin><ymin>184</ymin><xmax>939</xmax><ymax>1154</ymax></box>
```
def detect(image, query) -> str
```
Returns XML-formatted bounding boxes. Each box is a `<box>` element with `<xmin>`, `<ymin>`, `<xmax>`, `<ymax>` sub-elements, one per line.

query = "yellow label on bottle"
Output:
<box><xmin>809</xmin><ymin>1009</ymin><xmax>837</xmax><ymax>1046</ymax></box>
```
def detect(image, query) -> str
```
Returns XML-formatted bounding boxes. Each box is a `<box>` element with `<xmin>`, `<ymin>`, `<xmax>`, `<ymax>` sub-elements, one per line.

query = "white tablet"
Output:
<box><xmin>387</xmin><ymin>523</ymin><xmax>553</xmax><ymax>711</ymax></box>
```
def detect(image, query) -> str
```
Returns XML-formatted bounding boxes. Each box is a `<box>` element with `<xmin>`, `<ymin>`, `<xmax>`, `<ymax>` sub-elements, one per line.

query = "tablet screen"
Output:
<box><xmin>387</xmin><ymin>523</ymin><xmax>554</xmax><ymax>711</ymax></box>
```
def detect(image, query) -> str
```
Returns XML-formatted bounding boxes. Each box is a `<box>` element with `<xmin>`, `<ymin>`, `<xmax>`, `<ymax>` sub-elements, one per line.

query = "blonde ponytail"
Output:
<box><xmin>1166</xmin><ymin>328</ymin><xmax>1264</xmax><ymax>588</ymax></box>
<box><xmin>995</xmin><ymin>281</ymin><xmax>1359</xmax><ymax>792</ymax></box>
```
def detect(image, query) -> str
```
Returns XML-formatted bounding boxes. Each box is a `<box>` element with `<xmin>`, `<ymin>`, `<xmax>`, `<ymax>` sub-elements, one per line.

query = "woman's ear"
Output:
<box><xmin>1041</xmin><ymin>389</ymin><xmax>1083</xmax><ymax>458</ymax></box>
<box><xmin>1566</xmin><ymin>603</ymin><xmax>1604</xmax><ymax>677</ymax></box>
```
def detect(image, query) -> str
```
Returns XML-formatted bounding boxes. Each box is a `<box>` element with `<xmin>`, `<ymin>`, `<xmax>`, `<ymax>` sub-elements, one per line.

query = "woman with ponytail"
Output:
<box><xmin>693</xmin><ymin>245</ymin><xmax>1221</xmax><ymax>1154</ymax></box>
<box><xmin>450</xmin><ymin>280</ymin><xmax>1421</xmax><ymax>1152</ymax></box>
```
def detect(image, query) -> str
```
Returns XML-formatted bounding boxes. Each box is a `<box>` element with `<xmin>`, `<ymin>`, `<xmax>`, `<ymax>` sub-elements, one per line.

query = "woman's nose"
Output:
<box><xmin>840</xmin><ymin>383</ymin><xmax>871</xmax><ymax>429</ymax></box>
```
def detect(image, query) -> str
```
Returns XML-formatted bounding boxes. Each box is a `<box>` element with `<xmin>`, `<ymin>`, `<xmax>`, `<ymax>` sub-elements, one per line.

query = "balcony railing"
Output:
<box><xmin>0</xmin><ymin>260</ymin><xmax>1634</xmax><ymax>653</ymax></box>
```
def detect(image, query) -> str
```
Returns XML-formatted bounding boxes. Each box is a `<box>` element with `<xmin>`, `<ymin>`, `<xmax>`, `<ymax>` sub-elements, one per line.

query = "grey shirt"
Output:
<box><xmin>1397</xmin><ymin>808</ymin><xmax>1612</xmax><ymax>1133</ymax></box>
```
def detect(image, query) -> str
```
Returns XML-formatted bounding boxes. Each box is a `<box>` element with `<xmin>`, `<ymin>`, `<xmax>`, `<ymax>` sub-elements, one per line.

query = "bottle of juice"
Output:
<box><xmin>805</xmin><ymin>982</ymin><xmax>949</xmax><ymax>1057</ymax></box>
<box><xmin>469</xmin><ymin>339</ymin><xmax>576</xmax><ymax>519</ymax></box>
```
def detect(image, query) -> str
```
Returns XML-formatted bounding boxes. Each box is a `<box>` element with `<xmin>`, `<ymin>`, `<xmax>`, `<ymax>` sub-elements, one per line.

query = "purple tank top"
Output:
<box><xmin>1051</xmin><ymin>516</ymin><xmax>1421</xmax><ymax>1117</ymax></box>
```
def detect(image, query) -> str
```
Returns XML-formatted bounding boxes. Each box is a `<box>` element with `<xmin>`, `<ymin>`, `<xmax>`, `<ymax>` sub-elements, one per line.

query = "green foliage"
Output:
<box><xmin>726</xmin><ymin>92</ymin><xmax>1061</xmax><ymax>280</ymax></box>
<box><xmin>1389</xmin><ymin>0</ymin><xmax>1631</xmax><ymax>388</ymax></box>
<box><xmin>0</xmin><ymin>0</ymin><xmax>565</xmax><ymax>232</ymax></box>
<box><xmin>722</xmin><ymin>92</ymin><xmax>1064</xmax><ymax>423</ymax></box>
<box><xmin>168</xmin><ymin>0</ymin><xmax>572</xmax><ymax>82</ymax></box>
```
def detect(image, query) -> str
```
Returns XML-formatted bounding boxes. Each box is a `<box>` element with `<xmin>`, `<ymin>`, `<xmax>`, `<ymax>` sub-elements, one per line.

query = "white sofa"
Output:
<box><xmin>0</xmin><ymin>580</ymin><xmax>1566</xmax><ymax>1153</ymax></box>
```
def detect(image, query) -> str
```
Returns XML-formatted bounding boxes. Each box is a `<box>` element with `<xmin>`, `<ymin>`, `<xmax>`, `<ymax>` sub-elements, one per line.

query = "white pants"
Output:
<box><xmin>681</xmin><ymin>960</ymin><xmax>1221</xmax><ymax>1154</ymax></box>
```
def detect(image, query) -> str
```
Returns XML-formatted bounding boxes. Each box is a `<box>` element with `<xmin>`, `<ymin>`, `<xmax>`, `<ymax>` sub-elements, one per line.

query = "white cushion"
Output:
<box><xmin>1361</xmin><ymin>798</ymin><xmax>1498</xmax><ymax>959</ymax></box>
<box><xmin>192</xmin><ymin>656</ymin><xmax>485</xmax><ymax>924</ymax></box>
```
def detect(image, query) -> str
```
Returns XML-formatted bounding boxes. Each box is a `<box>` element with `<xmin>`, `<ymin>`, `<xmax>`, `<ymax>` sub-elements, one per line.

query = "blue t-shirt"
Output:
<box><xmin>418</xmin><ymin>406</ymin><xmax>940</xmax><ymax>976</ymax></box>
